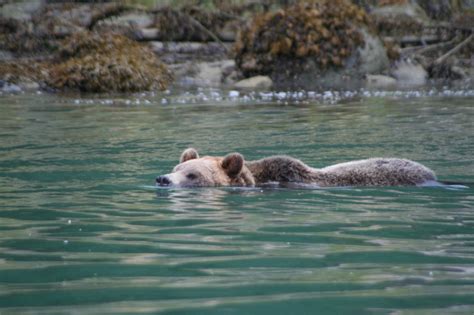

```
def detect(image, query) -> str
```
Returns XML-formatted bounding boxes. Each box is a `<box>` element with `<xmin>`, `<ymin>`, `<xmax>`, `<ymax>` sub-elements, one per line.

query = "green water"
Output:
<box><xmin>0</xmin><ymin>91</ymin><xmax>473</xmax><ymax>314</ymax></box>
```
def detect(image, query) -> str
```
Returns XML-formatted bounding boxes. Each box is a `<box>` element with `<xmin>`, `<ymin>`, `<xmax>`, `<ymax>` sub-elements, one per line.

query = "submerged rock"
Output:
<box><xmin>234</xmin><ymin>0</ymin><xmax>389</xmax><ymax>89</ymax></box>
<box><xmin>47</xmin><ymin>32</ymin><xmax>173</xmax><ymax>92</ymax></box>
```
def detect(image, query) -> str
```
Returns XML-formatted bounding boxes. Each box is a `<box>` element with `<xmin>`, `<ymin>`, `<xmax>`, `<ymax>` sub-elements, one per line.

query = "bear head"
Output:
<box><xmin>156</xmin><ymin>148</ymin><xmax>255</xmax><ymax>187</ymax></box>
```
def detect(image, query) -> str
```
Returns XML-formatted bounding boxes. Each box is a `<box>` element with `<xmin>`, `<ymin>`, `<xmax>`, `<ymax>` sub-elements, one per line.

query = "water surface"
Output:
<box><xmin>0</xmin><ymin>90</ymin><xmax>473</xmax><ymax>314</ymax></box>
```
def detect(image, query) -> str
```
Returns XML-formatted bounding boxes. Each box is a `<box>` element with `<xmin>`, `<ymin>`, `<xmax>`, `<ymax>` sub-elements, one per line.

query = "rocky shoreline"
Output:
<box><xmin>1</xmin><ymin>0</ymin><xmax>473</xmax><ymax>93</ymax></box>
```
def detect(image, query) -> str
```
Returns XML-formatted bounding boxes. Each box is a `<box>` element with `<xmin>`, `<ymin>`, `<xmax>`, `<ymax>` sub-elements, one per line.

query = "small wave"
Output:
<box><xmin>143</xmin><ymin>181</ymin><xmax>470</xmax><ymax>191</ymax></box>
<box><xmin>418</xmin><ymin>180</ymin><xmax>470</xmax><ymax>190</ymax></box>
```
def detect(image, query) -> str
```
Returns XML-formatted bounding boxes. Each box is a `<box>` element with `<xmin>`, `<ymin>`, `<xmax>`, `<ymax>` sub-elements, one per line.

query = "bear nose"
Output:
<box><xmin>156</xmin><ymin>176</ymin><xmax>171</xmax><ymax>186</ymax></box>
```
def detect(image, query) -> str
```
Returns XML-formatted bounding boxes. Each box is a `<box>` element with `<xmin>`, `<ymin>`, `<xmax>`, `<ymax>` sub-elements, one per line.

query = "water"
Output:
<box><xmin>0</xmin><ymin>90</ymin><xmax>473</xmax><ymax>314</ymax></box>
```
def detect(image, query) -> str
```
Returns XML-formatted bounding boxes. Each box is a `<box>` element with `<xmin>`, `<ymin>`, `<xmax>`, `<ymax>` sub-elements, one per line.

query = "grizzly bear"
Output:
<box><xmin>155</xmin><ymin>148</ymin><xmax>437</xmax><ymax>187</ymax></box>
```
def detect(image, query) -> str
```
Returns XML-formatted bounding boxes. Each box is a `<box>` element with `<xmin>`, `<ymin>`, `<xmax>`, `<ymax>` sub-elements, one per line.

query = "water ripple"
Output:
<box><xmin>0</xmin><ymin>94</ymin><xmax>473</xmax><ymax>314</ymax></box>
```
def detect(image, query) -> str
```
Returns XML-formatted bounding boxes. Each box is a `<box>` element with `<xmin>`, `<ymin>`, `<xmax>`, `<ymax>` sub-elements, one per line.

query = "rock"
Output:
<box><xmin>194</xmin><ymin>62</ymin><xmax>222</xmax><ymax>86</ymax></box>
<box><xmin>234</xmin><ymin>76</ymin><xmax>273</xmax><ymax>89</ymax></box>
<box><xmin>392</xmin><ymin>61</ymin><xmax>427</xmax><ymax>86</ymax></box>
<box><xmin>140</xmin><ymin>28</ymin><xmax>160</xmax><ymax>40</ymax></box>
<box><xmin>0</xmin><ymin>60</ymin><xmax>49</xmax><ymax>89</ymax></box>
<box><xmin>0</xmin><ymin>0</ymin><xmax>44</xmax><ymax>22</ymax></box>
<box><xmin>35</xmin><ymin>3</ymin><xmax>106</xmax><ymax>38</ymax></box>
<box><xmin>150</xmin><ymin>41</ymin><xmax>230</xmax><ymax>64</ymax></box>
<box><xmin>16</xmin><ymin>80</ymin><xmax>40</xmax><ymax>91</ymax></box>
<box><xmin>415</xmin><ymin>0</ymin><xmax>459</xmax><ymax>20</ymax></box>
<box><xmin>451</xmin><ymin>66</ymin><xmax>468</xmax><ymax>80</ymax></box>
<box><xmin>1</xmin><ymin>83</ymin><xmax>22</xmax><ymax>93</ymax></box>
<box><xmin>372</xmin><ymin>3</ymin><xmax>430</xmax><ymax>22</ymax></box>
<box><xmin>0</xmin><ymin>50</ymin><xmax>13</xmax><ymax>61</ymax></box>
<box><xmin>150</xmin><ymin>41</ymin><xmax>231</xmax><ymax>54</ymax></box>
<box><xmin>271</xmin><ymin>26</ymin><xmax>389</xmax><ymax>90</ymax></box>
<box><xmin>365</xmin><ymin>74</ymin><xmax>397</xmax><ymax>88</ymax></box>
<box><xmin>465</xmin><ymin>0</ymin><xmax>474</xmax><ymax>8</ymax></box>
<box><xmin>97</xmin><ymin>11</ymin><xmax>153</xmax><ymax>29</ymax></box>
<box><xmin>467</xmin><ymin>67</ymin><xmax>474</xmax><ymax>81</ymax></box>
<box><xmin>152</xmin><ymin>6</ymin><xmax>240</xmax><ymax>42</ymax></box>
<box><xmin>222</xmin><ymin>68</ymin><xmax>241</xmax><ymax>85</ymax></box>
<box><xmin>354</xmin><ymin>28</ymin><xmax>390</xmax><ymax>75</ymax></box>
<box><xmin>31</xmin><ymin>3</ymin><xmax>129</xmax><ymax>38</ymax></box>
<box><xmin>94</xmin><ymin>11</ymin><xmax>154</xmax><ymax>38</ymax></box>
<box><xmin>35</xmin><ymin>7</ymin><xmax>86</xmax><ymax>37</ymax></box>
<box><xmin>371</xmin><ymin>2</ymin><xmax>430</xmax><ymax>37</ymax></box>
<box><xmin>428</xmin><ymin>61</ymin><xmax>469</xmax><ymax>81</ymax></box>
<box><xmin>451</xmin><ymin>11</ymin><xmax>474</xmax><ymax>31</ymax></box>
<box><xmin>41</xmin><ymin>4</ymin><xmax>93</xmax><ymax>28</ymax></box>
<box><xmin>234</xmin><ymin>0</ymin><xmax>390</xmax><ymax>89</ymax></box>
<box><xmin>47</xmin><ymin>32</ymin><xmax>173</xmax><ymax>92</ymax></box>
<box><xmin>171</xmin><ymin>59</ymin><xmax>236</xmax><ymax>87</ymax></box>
<box><xmin>191</xmin><ymin>60</ymin><xmax>235</xmax><ymax>87</ymax></box>
<box><xmin>0</xmin><ymin>73</ymin><xmax>41</xmax><ymax>92</ymax></box>
<box><xmin>216</xmin><ymin>20</ymin><xmax>240</xmax><ymax>42</ymax></box>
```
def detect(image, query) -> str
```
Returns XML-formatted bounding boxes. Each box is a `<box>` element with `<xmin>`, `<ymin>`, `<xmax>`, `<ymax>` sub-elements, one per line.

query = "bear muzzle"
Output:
<box><xmin>156</xmin><ymin>175</ymin><xmax>172</xmax><ymax>186</ymax></box>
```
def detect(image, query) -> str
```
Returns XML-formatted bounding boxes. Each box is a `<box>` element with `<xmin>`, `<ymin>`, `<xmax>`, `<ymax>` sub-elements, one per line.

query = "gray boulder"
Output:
<box><xmin>234</xmin><ymin>76</ymin><xmax>273</xmax><ymax>89</ymax></box>
<box><xmin>371</xmin><ymin>3</ymin><xmax>430</xmax><ymax>22</ymax></box>
<box><xmin>392</xmin><ymin>60</ymin><xmax>428</xmax><ymax>86</ymax></box>
<box><xmin>273</xmin><ymin>27</ymin><xmax>389</xmax><ymax>89</ymax></box>
<box><xmin>355</xmin><ymin>28</ymin><xmax>390</xmax><ymax>75</ymax></box>
<box><xmin>174</xmin><ymin>60</ymin><xmax>235</xmax><ymax>87</ymax></box>
<box><xmin>99</xmin><ymin>12</ymin><xmax>153</xmax><ymax>29</ymax></box>
<box><xmin>365</xmin><ymin>74</ymin><xmax>397</xmax><ymax>89</ymax></box>
<box><xmin>1</xmin><ymin>0</ymin><xmax>44</xmax><ymax>22</ymax></box>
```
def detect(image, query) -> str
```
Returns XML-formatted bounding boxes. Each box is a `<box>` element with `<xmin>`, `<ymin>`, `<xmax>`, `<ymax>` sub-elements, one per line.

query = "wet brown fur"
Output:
<box><xmin>160</xmin><ymin>149</ymin><xmax>436</xmax><ymax>187</ymax></box>
<box><xmin>246</xmin><ymin>156</ymin><xmax>436</xmax><ymax>187</ymax></box>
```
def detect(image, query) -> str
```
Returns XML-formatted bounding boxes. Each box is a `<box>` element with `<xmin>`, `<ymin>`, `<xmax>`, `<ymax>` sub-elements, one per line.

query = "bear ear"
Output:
<box><xmin>180</xmin><ymin>148</ymin><xmax>199</xmax><ymax>163</ymax></box>
<box><xmin>221</xmin><ymin>153</ymin><xmax>244</xmax><ymax>178</ymax></box>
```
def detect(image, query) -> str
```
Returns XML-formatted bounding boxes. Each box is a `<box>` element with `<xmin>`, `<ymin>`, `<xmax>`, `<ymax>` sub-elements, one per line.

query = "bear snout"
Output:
<box><xmin>156</xmin><ymin>175</ymin><xmax>171</xmax><ymax>186</ymax></box>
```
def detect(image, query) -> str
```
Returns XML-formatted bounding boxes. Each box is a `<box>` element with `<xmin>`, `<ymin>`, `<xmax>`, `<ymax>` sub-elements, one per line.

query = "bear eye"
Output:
<box><xmin>186</xmin><ymin>173</ymin><xmax>197</xmax><ymax>180</ymax></box>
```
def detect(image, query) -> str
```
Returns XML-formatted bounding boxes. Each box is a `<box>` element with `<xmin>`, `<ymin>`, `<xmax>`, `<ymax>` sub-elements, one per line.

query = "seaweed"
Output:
<box><xmin>47</xmin><ymin>32</ymin><xmax>173</xmax><ymax>92</ymax></box>
<box><xmin>234</xmin><ymin>0</ymin><xmax>372</xmax><ymax>78</ymax></box>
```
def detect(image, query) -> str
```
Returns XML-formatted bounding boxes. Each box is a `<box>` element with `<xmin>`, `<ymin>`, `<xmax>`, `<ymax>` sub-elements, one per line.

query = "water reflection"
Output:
<box><xmin>156</xmin><ymin>188</ymin><xmax>233</xmax><ymax>212</ymax></box>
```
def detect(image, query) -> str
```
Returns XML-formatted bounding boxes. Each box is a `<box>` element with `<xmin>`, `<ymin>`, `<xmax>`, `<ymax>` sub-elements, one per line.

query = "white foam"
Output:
<box><xmin>418</xmin><ymin>180</ymin><xmax>469</xmax><ymax>189</ymax></box>
<box><xmin>53</xmin><ymin>87</ymin><xmax>474</xmax><ymax>106</ymax></box>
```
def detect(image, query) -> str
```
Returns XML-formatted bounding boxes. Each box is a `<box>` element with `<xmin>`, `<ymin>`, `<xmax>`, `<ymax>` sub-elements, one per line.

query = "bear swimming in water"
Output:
<box><xmin>156</xmin><ymin>148</ymin><xmax>437</xmax><ymax>187</ymax></box>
